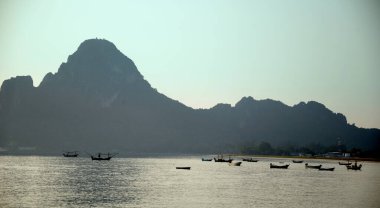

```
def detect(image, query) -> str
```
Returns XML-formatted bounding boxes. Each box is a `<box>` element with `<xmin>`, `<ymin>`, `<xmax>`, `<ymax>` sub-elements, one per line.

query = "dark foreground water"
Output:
<box><xmin>0</xmin><ymin>156</ymin><xmax>379</xmax><ymax>208</ymax></box>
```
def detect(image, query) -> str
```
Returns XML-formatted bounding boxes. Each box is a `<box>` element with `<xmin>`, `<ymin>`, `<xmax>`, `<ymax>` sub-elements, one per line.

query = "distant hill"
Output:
<box><xmin>0</xmin><ymin>39</ymin><xmax>379</xmax><ymax>155</ymax></box>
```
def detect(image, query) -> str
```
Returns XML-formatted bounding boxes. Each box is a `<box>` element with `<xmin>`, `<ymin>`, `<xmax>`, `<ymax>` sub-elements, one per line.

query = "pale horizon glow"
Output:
<box><xmin>0</xmin><ymin>0</ymin><xmax>379</xmax><ymax>128</ymax></box>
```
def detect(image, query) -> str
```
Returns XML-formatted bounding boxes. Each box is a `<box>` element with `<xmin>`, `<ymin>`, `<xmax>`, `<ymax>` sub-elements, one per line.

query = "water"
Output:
<box><xmin>0</xmin><ymin>156</ymin><xmax>379</xmax><ymax>208</ymax></box>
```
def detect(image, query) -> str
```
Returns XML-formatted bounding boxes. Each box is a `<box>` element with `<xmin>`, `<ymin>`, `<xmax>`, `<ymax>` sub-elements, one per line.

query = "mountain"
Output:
<box><xmin>0</xmin><ymin>39</ymin><xmax>379</xmax><ymax>155</ymax></box>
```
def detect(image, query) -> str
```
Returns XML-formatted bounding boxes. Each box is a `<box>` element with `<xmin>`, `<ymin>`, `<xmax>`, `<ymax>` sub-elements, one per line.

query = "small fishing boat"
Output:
<box><xmin>305</xmin><ymin>163</ymin><xmax>322</xmax><ymax>169</ymax></box>
<box><xmin>176</xmin><ymin>167</ymin><xmax>191</xmax><ymax>170</ymax></box>
<box><xmin>91</xmin><ymin>153</ymin><xmax>117</xmax><ymax>161</ymax></box>
<box><xmin>229</xmin><ymin>161</ymin><xmax>242</xmax><ymax>166</ymax></box>
<box><xmin>202</xmin><ymin>158</ymin><xmax>212</xmax><ymax>161</ymax></box>
<box><xmin>339</xmin><ymin>161</ymin><xmax>352</xmax><ymax>166</ymax></box>
<box><xmin>63</xmin><ymin>151</ymin><xmax>79</xmax><ymax>157</ymax></box>
<box><xmin>270</xmin><ymin>163</ymin><xmax>289</xmax><ymax>169</ymax></box>
<box><xmin>346</xmin><ymin>161</ymin><xmax>362</xmax><ymax>170</ymax></box>
<box><xmin>318</xmin><ymin>167</ymin><xmax>335</xmax><ymax>171</ymax></box>
<box><xmin>243</xmin><ymin>158</ymin><xmax>258</xmax><ymax>162</ymax></box>
<box><xmin>292</xmin><ymin>160</ymin><xmax>303</xmax><ymax>163</ymax></box>
<box><xmin>214</xmin><ymin>155</ymin><xmax>233</xmax><ymax>163</ymax></box>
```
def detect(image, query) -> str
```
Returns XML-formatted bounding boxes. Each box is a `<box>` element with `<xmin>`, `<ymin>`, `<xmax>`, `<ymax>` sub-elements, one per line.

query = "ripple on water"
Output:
<box><xmin>0</xmin><ymin>156</ymin><xmax>379</xmax><ymax>208</ymax></box>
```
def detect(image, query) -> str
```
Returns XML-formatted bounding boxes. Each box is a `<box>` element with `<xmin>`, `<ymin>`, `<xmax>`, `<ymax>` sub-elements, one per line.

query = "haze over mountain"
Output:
<box><xmin>0</xmin><ymin>39</ymin><xmax>379</xmax><ymax>155</ymax></box>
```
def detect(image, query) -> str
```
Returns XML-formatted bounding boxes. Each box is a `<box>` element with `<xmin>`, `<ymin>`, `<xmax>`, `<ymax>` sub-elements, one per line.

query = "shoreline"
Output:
<box><xmin>1</xmin><ymin>153</ymin><xmax>379</xmax><ymax>162</ymax></box>
<box><xmin>230</xmin><ymin>154</ymin><xmax>380</xmax><ymax>162</ymax></box>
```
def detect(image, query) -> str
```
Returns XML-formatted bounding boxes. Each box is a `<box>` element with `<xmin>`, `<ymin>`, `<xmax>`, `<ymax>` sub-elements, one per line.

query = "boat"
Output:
<box><xmin>242</xmin><ymin>158</ymin><xmax>258</xmax><ymax>162</ymax></box>
<box><xmin>176</xmin><ymin>167</ymin><xmax>191</xmax><ymax>170</ymax></box>
<box><xmin>229</xmin><ymin>161</ymin><xmax>242</xmax><ymax>166</ymax></box>
<box><xmin>347</xmin><ymin>164</ymin><xmax>362</xmax><ymax>170</ymax></box>
<box><xmin>318</xmin><ymin>167</ymin><xmax>335</xmax><ymax>171</ymax></box>
<box><xmin>346</xmin><ymin>161</ymin><xmax>362</xmax><ymax>170</ymax></box>
<box><xmin>214</xmin><ymin>155</ymin><xmax>233</xmax><ymax>163</ymax></box>
<box><xmin>63</xmin><ymin>151</ymin><xmax>79</xmax><ymax>157</ymax></box>
<box><xmin>292</xmin><ymin>160</ymin><xmax>303</xmax><ymax>163</ymax></box>
<box><xmin>305</xmin><ymin>163</ymin><xmax>322</xmax><ymax>169</ymax></box>
<box><xmin>270</xmin><ymin>163</ymin><xmax>289</xmax><ymax>169</ymax></box>
<box><xmin>202</xmin><ymin>158</ymin><xmax>212</xmax><ymax>161</ymax></box>
<box><xmin>338</xmin><ymin>161</ymin><xmax>352</xmax><ymax>166</ymax></box>
<box><xmin>91</xmin><ymin>153</ymin><xmax>117</xmax><ymax>161</ymax></box>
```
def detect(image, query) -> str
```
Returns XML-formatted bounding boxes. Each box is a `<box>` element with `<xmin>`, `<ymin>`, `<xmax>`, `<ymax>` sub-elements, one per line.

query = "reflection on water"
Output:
<box><xmin>0</xmin><ymin>156</ymin><xmax>379</xmax><ymax>208</ymax></box>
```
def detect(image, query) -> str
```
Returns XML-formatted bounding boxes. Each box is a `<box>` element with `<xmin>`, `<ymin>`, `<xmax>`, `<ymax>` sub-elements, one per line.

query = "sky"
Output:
<box><xmin>0</xmin><ymin>0</ymin><xmax>379</xmax><ymax>128</ymax></box>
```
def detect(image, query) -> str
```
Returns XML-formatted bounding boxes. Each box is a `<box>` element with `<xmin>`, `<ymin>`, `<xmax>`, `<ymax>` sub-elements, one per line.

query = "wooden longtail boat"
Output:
<box><xmin>346</xmin><ymin>162</ymin><xmax>362</xmax><ymax>170</ymax></box>
<box><xmin>242</xmin><ymin>158</ymin><xmax>258</xmax><ymax>162</ymax></box>
<box><xmin>202</xmin><ymin>158</ymin><xmax>212</xmax><ymax>161</ymax></box>
<box><xmin>305</xmin><ymin>163</ymin><xmax>322</xmax><ymax>169</ymax></box>
<box><xmin>63</xmin><ymin>151</ymin><xmax>79</xmax><ymax>157</ymax></box>
<box><xmin>214</xmin><ymin>155</ymin><xmax>233</xmax><ymax>163</ymax></box>
<box><xmin>270</xmin><ymin>163</ymin><xmax>289</xmax><ymax>169</ymax></box>
<box><xmin>318</xmin><ymin>167</ymin><xmax>335</xmax><ymax>171</ymax></box>
<box><xmin>91</xmin><ymin>153</ymin><xmax>117</xmax><ymax>161</ymax></box>
<box><xmin>176</xmin><ymin>167</ymin><xmax>191</xmax><ymax>170</ymax></box>
<box><xmin>339</xmin><ymin>161</ymin><xmax>352</xmax><ymax>166</ymax></box>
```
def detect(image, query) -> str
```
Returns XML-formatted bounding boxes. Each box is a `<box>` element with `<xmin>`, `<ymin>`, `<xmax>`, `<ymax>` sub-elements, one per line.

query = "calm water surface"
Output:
<box><xmin>0</xmin><ymin>156</ymin><xmax>379</xmax><ymax>208</ymax></box>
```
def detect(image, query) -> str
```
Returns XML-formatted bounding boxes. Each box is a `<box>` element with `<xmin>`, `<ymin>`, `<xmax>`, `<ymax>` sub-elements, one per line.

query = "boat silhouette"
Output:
<box><xmin>63</xmin><ymin>151</ymin><xmax>79</xmax><ymax>157</ymax></box>
<box><xmin>201</xmin><ymin>158</ymin><xmax>212</xmax><ymax>161</ymax></box>
<box><xmin>318</xmin><ymin>167</ymin><xmax>335</xmax><ymax>171</ymax></box>
<box><xmin>214</xmin><ymin>154</ymin><xmax>233</xmax><ymax>162</ymax></box>
<box><xmin>305</xmin><ymin>163</ymin><xmax>322</xmax><ymax>169</ymax></box>
<box><xmin>346</xmin><ymin>161</ymin><xmax>362</xmax><ymax>170</ymax></box>
<box><xmin>176</xmin><ymin>167</ymin><xmax>191</xmax><ymax>170</ymax></box>
<box><xmin>242</xmin><ymin>158</ymin><xmax>258</xmax><ymax>162</ymax></box>
<box><xmin>91</xmin><ymin>153</ymin><xmax>117</xmax><ymax>161</ymax></box>
<box><xmin>270</xmin><ymin>163</ymin><xmax>289</xmax><ymax>169</ymax></box>
<box><xmin>338</xmin><ymin>161</ymin><xmax>352</xmax><ymax>166</ymax></box>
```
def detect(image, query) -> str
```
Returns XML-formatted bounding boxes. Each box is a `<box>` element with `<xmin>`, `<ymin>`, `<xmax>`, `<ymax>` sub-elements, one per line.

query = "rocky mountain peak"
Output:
<box><xmin>39</xmin><ymin>38</ymin><xmax>147</xmax><ymax>90</ymax></box>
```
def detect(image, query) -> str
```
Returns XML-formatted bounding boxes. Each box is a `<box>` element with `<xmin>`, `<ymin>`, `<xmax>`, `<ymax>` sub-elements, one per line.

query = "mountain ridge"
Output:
<box><xmin>0</xmin><ymin>38</ymin><xmax>379</xmax><ymax>155</ymax></box>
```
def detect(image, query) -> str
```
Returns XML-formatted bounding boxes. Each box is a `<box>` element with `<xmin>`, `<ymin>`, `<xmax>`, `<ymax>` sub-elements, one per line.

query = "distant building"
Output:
<box><xmin>343</xmin><ymin>153</ymin><xmax>351</xmax><ymax>158</ymax></box>
<box><xmin>325</xmin><ymin>152</ymin><xmax>343</xmax><ymax>158</ymax></box>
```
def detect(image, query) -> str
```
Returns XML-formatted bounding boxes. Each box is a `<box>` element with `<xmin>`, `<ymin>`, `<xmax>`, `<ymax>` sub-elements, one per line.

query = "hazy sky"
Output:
<box><xmin>0</xmin><ymin>0</ymin><xmax>379</xmax><ymax>128</ymax></box>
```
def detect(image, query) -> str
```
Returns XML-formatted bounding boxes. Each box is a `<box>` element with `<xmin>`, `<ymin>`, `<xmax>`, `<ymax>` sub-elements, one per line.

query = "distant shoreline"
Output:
<box><xmin>1</xmin><ymin>153</ymin><xmax>379</xmax><ymax>162</ymax></box>
<box><xmin>230</xmin><ymin>154</ymin><xmax>380</xmax><ymax>162</ymax></box>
